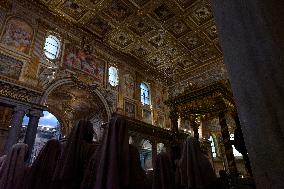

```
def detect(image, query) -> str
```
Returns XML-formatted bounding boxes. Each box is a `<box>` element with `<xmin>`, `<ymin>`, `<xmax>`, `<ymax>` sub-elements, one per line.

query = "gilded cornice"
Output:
<box><xmin>0</xmin><ymin>76</ymin><xmax>43</xmax><ymax>104</ymax></box>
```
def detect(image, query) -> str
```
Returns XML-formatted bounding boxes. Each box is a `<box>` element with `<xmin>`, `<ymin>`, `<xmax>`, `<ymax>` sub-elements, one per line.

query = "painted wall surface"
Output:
<box><xmin>0</xmin><ymin>1</ymin><xmax>171</xmax><ymax>129</ymax></box>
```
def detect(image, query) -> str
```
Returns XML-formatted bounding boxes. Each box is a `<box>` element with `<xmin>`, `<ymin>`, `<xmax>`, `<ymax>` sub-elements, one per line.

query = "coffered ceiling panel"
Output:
<box><xmin>38</xmin><ymin>0</ymin><xmax>223</xmax><ymax>83</ymax></box>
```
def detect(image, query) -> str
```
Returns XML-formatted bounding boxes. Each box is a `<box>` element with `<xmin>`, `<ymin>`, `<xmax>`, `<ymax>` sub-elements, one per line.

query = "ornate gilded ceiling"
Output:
<box><xmin>37</xmin><ymin>0</ymin><xmax>223</xmax><ymax>82</ymax></box>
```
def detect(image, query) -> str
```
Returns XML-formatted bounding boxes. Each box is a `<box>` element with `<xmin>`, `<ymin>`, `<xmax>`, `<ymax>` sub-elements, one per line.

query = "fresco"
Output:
<box><xmin>63</xmin><ymin>43</ymin><xmax>105</xmax><ymax>85</ymax></box>
<box><xmin>125</xmin><ymin>100</ymin><xmax>135</xmax><ymax>118</ymax></box>
<box><xmin>1</xmin><ymin>18</ymin><xmax>33</xmax><ymax>54</ymax></box>
<box><xmin>155</xmin><ymin>87</ymin><xmax>166</xmax><ymax>110</ymax></box>
<box><xmin>143</xmin><ymin>109</ymin><xmax>152</xmax><ymax>124</ymax></box>
<box><xmin>0</xmin><ymin>53</ymin><xmax>23</xmax><ymax>79</ymax></box>
<box><xmin>123</xmin><ymin>74</ymin><xmax>135</xmax><ymax>98</ymax></box>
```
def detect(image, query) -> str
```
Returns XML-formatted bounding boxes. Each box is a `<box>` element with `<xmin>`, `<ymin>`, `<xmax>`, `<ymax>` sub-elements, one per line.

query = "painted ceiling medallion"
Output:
<box><xmin>181</xmin><ymin>33</ymin><xmax>205</xmax><ymax>51</ymax></box>
<box><xmin>108</xmin><ymin>31</ymin><xmax>134</xmax><ymax>49</ymax></box>
<box><xmin>59</xmin><ymin>0</ymin><xmax>87</xmax><ymax>20</ymax></box>
<box><xmin>87</xmin><ymin>16</ymin><xmax>112</xmax><ymax>37</ymax></box>
<box><xmin>153</xmin><ymin>4</ymin><xmax>175</xmax><ymax>21</ymax></box>
<box><xmin>128</xmin><ymin>16</ymin><xmax>153</xmax><ymax>36</ymax></box>
<box><xmin>103</xmin><ymin>0</ymin><xmax>133</xmax><ymax>22</ymax></box>
<box><xmin>188</xmin><ymin>3</ymin><xmax>213</xmax><ymax>26</ymax></box>
<box><xmin>166</xmin><ymin>19</ymin><xmax>192</xmax><ymax>38</ymax></box>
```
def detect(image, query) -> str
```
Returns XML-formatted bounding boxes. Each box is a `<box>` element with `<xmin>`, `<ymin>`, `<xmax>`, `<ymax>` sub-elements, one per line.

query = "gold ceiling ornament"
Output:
<box><xmin>165</xmin><ymin>81</ymin><xmax>236</xmax><ymax>118</ymax></box>
<box><xmin>35</xmin><ymin>0</ymin><xmax>224</xmax><ymax>86</ymax></box>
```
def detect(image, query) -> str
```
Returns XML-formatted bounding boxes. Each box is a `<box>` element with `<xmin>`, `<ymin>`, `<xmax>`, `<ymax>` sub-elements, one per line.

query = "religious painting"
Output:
<box><xmin>143</xmin><ymin>109</ymin><xmax>152</xmax><ymax>124</ymax></box>
<box><xmin>156</xmin><ymin>114</ymin><xmax>164</xmax><ymax>128</ymax></box>
<box><xmin>1</xmin><ymin>18</ymin><xmax>34</xmax><ymax>54</ymax></box>
<box><xmin>123</xmin><ymin>74</ymin><xmax>135</xmax><ymax>99</ymax></box>
<box><xmin>63</xmin><ymin>43</ymin><xmax>105</xmax><ymax>85</ymax></box>
<box><xmin>124</xmin><ymin>100</ymin><xmax>135</xmax><ymax>118</ymax></box>
<box><xmin>155</xmin><ymin>87</ymin><xmax>166</xmax><ymax>110</ymax></box>
<box><xmin>0</xmin><ymin>53</ymin><xmax>23</xmax><ymax>79</ymax></box>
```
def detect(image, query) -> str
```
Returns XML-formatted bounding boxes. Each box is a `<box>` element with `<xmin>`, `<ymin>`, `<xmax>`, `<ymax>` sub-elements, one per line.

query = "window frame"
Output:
<box><xmin>140</xmin><ymin>82</ymin><xmax>151</xmax><ymax>105</ymax></box>
<box><xmin>108</xmin><ymin>66</ymin><xmax>119</xmax><ymax>87</ymax></box>
<box><xmin>43</xmin><ymin>34</ymin><xmax>61</xmax><ymax>60</ymax></box>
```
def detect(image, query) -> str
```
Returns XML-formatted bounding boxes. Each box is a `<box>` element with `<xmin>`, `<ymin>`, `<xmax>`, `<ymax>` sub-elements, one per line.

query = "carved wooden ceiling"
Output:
<box><xmin>37</xmin><ymin>0</ymin><xmax>223</xmax><ymax>82</ymax></box>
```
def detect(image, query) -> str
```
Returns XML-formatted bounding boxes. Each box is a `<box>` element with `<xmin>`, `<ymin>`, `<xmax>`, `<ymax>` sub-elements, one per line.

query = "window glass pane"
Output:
<box><xmin>108</xmin><ymin>66</ymin><xmax>118</xmax><ymax>86</ymax></box>
<box><xmin>44</xmin><ymin>35</ymin><xmax>60</xmax><ymax>60</ymax></box>
<box><xmin>209</xmin><ymin>136</ymin><xmax>217</xmax><ymax>157</ymax></box>
<box><xmin>140</xmin><ymin>82</ymin><xmax>150</xmax><ymax>105</ymax></box>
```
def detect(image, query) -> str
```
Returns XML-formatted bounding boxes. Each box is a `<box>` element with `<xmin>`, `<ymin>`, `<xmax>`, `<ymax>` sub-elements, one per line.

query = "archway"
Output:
<box><xmin>21</xmin><ymin>111</ymin><xmax>61</xmax><ymax>161</ymax></box>
<box><xmin>40</xmin><ymin>79</ymin><xmax>111</xmax><ymax>138</ymax></box>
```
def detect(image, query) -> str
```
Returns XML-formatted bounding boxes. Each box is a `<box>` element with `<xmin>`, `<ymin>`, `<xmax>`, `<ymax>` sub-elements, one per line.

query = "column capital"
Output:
<box><xmin>28</xmin><ymin>109</ymin><xmax>44</xmax><ymax>118</ymax></box>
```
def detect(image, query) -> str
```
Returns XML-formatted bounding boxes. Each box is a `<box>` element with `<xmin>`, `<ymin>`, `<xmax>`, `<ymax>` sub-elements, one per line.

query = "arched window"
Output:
<box><xmin>108</xmin><ymin>66</ymin><xmax>119</xmax><ymax>86</ymax></box>
<box><xmin>44</xmin><ymin>35</ymin><xmax>60</xmax><ymax>60</ymax></box>
<box><xmin>230</xmin><ymin>134</ymin><xmax>243</xmax><ymax>157</ymax></box>
<box><xmin>140</xmin><ymin>82</ymin><xmax>150</xmax><ymax>105</ymax></box>
<box><xmin>209</xmin><ymin>135</ymin><xmax>217</xmax><ymax>158</ymax></box>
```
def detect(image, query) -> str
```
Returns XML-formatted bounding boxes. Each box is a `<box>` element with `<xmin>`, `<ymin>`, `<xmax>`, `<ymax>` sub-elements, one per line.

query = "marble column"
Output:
<box><xmin>212</xmin><ymin>0</ymin><xmax>284</xmax><ymax>188</ymax></box>
<box><xmin>24</xmin><ymin>109</ymin><xmax>43</xmax><ymax>161</ymax></box>
<box><xmin>218</xmin><ymin>111</ymin><xmax>237</xmax><ymax>174</ymax></box>
<box><xmin>4</xmin><ymin>105</ymin><xmax>28</xmax><ymax>154</ymax></box>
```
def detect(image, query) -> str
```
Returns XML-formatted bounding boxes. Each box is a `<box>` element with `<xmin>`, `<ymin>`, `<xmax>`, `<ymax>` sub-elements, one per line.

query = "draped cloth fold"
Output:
<box><xmin>52</xmin><ymin>120</ymin><xmax>96</xmax><ymax>189</ymax></box>
<box><xmin>153</xmin><ymin>152</ymin><xmax>175</xmax><ymax>189</ymax></box>
<box><xmin>24</xmin><ymin>139</ymin><xmax>61</xmax><ymax>189</ymax></box>
<box><xmin>0</xmin><ymin>143</ymin><xmax>28</xmax><ymax>189</ymax></box>
<box><xmin>176</xmin><ymin>137</ymin><xmax>216</xmax><ymax>189</ymax></box>
<box><xmin>94</xmin><ymin>115</ymin><xmax>130</xmax><ymax>189</ymax></box>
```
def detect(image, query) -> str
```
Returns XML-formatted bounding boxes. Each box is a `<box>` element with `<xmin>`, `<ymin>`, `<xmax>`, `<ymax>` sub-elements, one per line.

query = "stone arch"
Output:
<box><xmin>40</xmin><ymin>78</ymin><xmax>111</xmax><ymax>135</ymax></box>
<box><xmin>40</xmin><ymin>78</ymin><xmax>111</xmax><ymax>120</ymax></box>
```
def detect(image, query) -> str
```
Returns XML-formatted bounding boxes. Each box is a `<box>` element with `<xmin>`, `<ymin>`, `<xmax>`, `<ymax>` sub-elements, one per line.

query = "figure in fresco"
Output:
<box><xmin>124</xmin><ymin>74</ymin><xmax>135</xmax><ymax>98</ymax></box>
<box><xmin>1</xmin><ymin>18</ymin><xmax>33</xmax><ymax>54</ymax></box>
<box><xmin>64</xmin><ymin>44</ymin><xmax>105</xmax><ymax>84</ymax></box>
<box><xmin>156</xmin><ymin>87</ymin><xmax>166</xmax><ymax>110</ymax></box>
